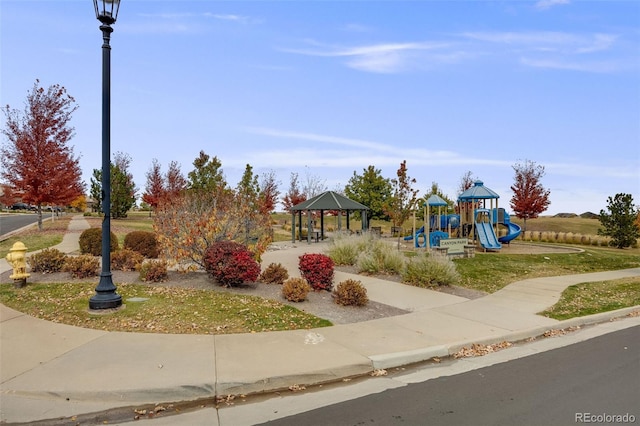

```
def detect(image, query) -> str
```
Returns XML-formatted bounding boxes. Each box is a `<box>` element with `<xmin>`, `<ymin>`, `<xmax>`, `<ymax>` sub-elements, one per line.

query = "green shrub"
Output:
<box><xmin>79</xmin><ymin>228</ymin><xmax>119</xmax><ymax>256</ymax></box>
<box><xmin>258</xmin><ymin>262</ymin><xmax>289</xmax><ymax>284</ymax></box>
<box><xmin>139</xmin><ymin>260</ymin><xmax>168</xmax><ymax>283</ymax></box>
<box><xmin>333</xmin><ymin>279</ymin><xmax>369</xmax><ymax>306</ymax></box>
<box><xmin>111</xmin><ymin>249</ymin><xmax>144</xmax><ymax>272</ymax></box>
<box><xmin>401</xmin><ymin>254</ymin><xmax>460</xmax><ymax>288</ymax></box>
<box><xmin>28</xmin><ymin>248</ymin><xmax>67</xmax><ymax>273</ymax></box>
<box><xmin>282</xmin><ymin>277</ymin><xmax>311</xmax><ymax>302</ymax></box>
<box><xmin>62</xmin><ymin>255</ymin><xmax>99</xmax><ymax>279</ymax></box>
<box><xmin>123</xmin><ymin>231</ymin><xmax>159</xmax><ymax>258</ymax></box>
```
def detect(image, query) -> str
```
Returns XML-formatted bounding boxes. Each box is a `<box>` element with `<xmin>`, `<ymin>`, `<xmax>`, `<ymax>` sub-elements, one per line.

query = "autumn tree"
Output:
<box><xmin>282</xmin><ymin>172</ymin><xmax>306</xmax><ymax>213</ymax></box>
<box><xmin>344</xmin><ymin>165</ymin><xmax>392</xmax><ymax>220</ymax></box>
<box><xmin>164</xmin><ymin>160</ymin><xmax>187</xmax><ymax>200</ymax></box>
<box><xmin>598</xmin><ymin>193</ymin><xmax>639</xmax><ymax>249</ymax></box>
<box><xmin>1</xmin><ymin>80</ymin><xmax>84</xmax><ymax>230</ymax></box>
<box><xmin>154</xmin><ymin>154</ymin><xmax>272</xmax><ymax>269</ymax></box>
<box><xmin>258</xmin><ymin>170</ymin><xmax>280</xmax><ymax>215</ymax></box>
<box><xmin>458</xmin><ymin>171</ymin><xmax>475</xmax><ymax>195</ymax></box>
<box><xmin>509</xmin><ymin>160</ymin><xmax>550</xmax><ymax>232</ymax></box>
<box><xmin>70</xmin><ymin>194</ymin><xmax>87</xmax><ymax>212</ymax></box>
<box><xmin>384</xmin><ymin>160</ymin><xmax>419</xmax><ymax>229</ymax></box>
<box><xmin>142</xmin><ymin>158</ymin><xmax>165</xmax><ymax>215</ymax></box>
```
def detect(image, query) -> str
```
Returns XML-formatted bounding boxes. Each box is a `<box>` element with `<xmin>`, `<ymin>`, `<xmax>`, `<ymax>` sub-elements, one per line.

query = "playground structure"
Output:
<box><xmin>405</xmin><ymin>181</ymin><xmax>522</xmax><ymax>253</ymax></box>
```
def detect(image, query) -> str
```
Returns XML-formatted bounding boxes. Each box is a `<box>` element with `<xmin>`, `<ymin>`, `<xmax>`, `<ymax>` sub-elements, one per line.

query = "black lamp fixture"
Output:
<box><xmin>89</xmin><ymin>0</ymin><xmax>122</xmax><ymax>310</ymax></box>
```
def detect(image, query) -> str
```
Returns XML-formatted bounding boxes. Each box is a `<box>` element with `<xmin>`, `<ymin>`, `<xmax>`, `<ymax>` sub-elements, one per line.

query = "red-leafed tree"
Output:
<box><xmin>258</xmin><ymin>170</ymin><xmax>280</xmax><ymax>214</ymax></box>
<box><xmin>164</xmin><ymin>160</ymin><xmax>187</xmax><ymax>200</ymax></box>
<box><xmin>142</xmin><ymin>158</ymin><xmax>165</xmax><ymax>214</ymax></box>
<box><xmin>510</xmin><ymin>159</ymin><xmax>551</xmax><ymax>232</ymax></box>
<box><xmin>282</xmin><ymin>172</ymin><xmax>306</xmax><ymax>213</ymax></box>
<box><xmin>1</xmin><ymin>80</ymin><xmax>84</xmax><ymax>230</ymax></box>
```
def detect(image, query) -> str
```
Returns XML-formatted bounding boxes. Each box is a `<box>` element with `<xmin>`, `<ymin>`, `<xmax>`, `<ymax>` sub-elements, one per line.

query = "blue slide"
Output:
<box><xmin>404</xmin><ymin>226</ymin><xmax>424</xmax><ymax>241</ymax></box>
<box><xmin>499</xmin><ymin>222</ymin><xmax>521</xmax><ymax>243</ymax></box>
<box><xmin>476</xmin><ymin>221</ymin><xmax>502</xmax><ymax>250</ymax></box>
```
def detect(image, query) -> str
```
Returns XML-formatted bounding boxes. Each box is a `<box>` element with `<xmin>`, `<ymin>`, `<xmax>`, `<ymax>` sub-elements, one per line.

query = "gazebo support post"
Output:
<box><xmin>291</xmin><ymin>211</ymin><xmax>296</xmax><ymax>243</ymax></box>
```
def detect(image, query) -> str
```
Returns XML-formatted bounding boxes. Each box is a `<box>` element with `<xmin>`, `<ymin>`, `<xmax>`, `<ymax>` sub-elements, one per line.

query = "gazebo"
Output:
<box><xmin>290</xmin><ymin>191</ymin><xmax>369</xmax><ymax>244</ymax></box>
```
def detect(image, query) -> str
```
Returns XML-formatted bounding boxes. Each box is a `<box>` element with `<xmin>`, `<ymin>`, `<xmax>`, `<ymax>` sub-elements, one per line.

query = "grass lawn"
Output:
<box><xmin>452</xmin><ymin>246</ymin><xmax>640</xmax><ymax>294</ymax></box>
<box><xmin>541</xmin><ymin>276</ymin><xmax>640</xmax><ymax>320</ymax></box>
<box><xmin>0</xmin><ymin>282</ymin><xmax>332</xmax><ymax>334</ymax></box>
<box><xmin>0</xmin><ymin>216</ymin><xmax>70</xmax><ymax>259</ymax></box>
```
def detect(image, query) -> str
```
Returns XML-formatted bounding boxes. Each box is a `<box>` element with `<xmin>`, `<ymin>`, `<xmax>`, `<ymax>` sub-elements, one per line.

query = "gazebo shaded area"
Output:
<box><xmin>290</xmin><ymin>191</ymin><xmax>369</xmax><ymax>244</ymax></box>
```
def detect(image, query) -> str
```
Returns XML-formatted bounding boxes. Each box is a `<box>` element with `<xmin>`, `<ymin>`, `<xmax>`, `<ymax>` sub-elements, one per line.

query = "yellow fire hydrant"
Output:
<box><xmin>6</xmin><ymin>241</ymin><xmax>30</xmax><ymax>288</ymax></box>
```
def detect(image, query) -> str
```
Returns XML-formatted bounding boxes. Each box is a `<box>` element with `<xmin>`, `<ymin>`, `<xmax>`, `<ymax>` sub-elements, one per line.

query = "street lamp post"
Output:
<box><xmin>90</xmin><ymin>0</ymin><xmax>122</xmax><ymax>310</ymax></box>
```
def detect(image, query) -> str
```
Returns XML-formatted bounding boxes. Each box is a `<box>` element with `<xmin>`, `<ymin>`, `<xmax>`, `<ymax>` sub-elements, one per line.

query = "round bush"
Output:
<box><xmin>28</xmin><ymin>248</ymin><xmax>67</xmax><ymax>273</ymax></box>
<box><xmin>258</xmin><ymin>262</ymin><xmax>289</xmax><ymax>285</ymax></box>
<box><xmin>79</xmin><ymin>228</ymin><xmax>119</xmax><ymax>256</ymax></box>
<box><xmin>123</xmin><ymin>231</ymin><xmax>159</xmax><ymax>258</ymax></box>
<box><xmin>203</xmin><ymin>240</ymin><xmax>261</xmax><ymax>287</ymax></box>
<box><xmin>282</xmin><ymin>277</ymin><xmax>311</xmax><ymax>302</ymax></box>
<box><xmin>333</xmin><ymin>279</ymin><xmax>369</xmax><ymax>306</ymax></box>
<box><xmin>111</xmin><ymin>249</ymin><xmax>144</xmax><ymax>271</ymax></box>
<box><xmin>298</xmin><ymin>253</ymin><xmax>334</xmax><ymax>291</ymax></box>
<box><xmin>139</xmin><ymin>259</ymin><xmax>168</xmax><ymax>282</ymax></box>
<box><xmin>63</xmin><ymin>255</ymin><xmax>99</xmax><ymax>279</ymax></box>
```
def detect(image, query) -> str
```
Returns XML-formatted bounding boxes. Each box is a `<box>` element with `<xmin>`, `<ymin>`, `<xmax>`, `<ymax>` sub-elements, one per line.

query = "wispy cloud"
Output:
<box><xmin>129</xmin><ymin>11</ymin><xmax>258</xmax><ymax>34</ymax></box>
<box><xmin>520</xmin><ymin>57</ymin><xmax>618</xmax><ymax>73</ymax></box>
<box><xmin>243</xmin><ymin>128</ymin><xmax>508</xmax><ymax>169</ymax></box>
<box><xmin>279</xmin><ymin>40</ymin><xmax>451</xmax><ymax>73</ymax></box>
<box><xmin>281</xmin><ymin>29</ymin><xmax>625</xmax><ymax>74</ymax></box>
<box><xmin>461</xmin><ymin>31</ymin><xmax>615</xmax><ymax>54</ymax></box>
<box><xmin>241</xmin><ymin>128</ymin><xmax>635</xmax><ymax>184</ymax></box>
<box><xmin>535</xmin><ymin>0</ymin><xmax>571</xmax><ymax>11</ymax></box>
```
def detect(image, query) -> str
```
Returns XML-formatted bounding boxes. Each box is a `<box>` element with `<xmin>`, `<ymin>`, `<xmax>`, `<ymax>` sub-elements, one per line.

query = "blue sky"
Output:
<box><xmin>1</xmin><ymin>0</ymin><xmax>639</xmax><ymax>215</ymax></box>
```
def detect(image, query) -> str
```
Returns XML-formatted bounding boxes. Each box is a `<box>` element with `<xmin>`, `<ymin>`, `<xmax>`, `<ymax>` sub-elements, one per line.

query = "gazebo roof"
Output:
<box><xmin>458</xmin><ymin>180</ymin><xmax>500</xmax><ymax>201</ymax></box>
<box><xmin>425</xmin><ymin>194</ymin><xmax>449</xmax><ymax>206</ymax></box>
<box><xmin>291</xmin><ymin>191</ymin><xmax>369</xmax><ymax>211</ymax></box>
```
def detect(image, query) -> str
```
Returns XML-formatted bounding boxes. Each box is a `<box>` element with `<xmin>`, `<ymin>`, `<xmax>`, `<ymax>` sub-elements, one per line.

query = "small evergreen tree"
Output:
<box><xmin>344</xmin><ymin>165</ymin><xmax>392</xmax><ymax>220</ymax></box>
<box><xmin>598</xmin><ymin>193</ymin><xmax>639</xmax><ymax>249</ymax></box>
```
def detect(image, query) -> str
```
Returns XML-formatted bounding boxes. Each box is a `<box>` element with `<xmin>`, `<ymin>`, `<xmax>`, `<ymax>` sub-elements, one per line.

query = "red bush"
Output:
<box><xmin>298</xmin><ymin>253</ymin><xmax>334</xmax><ymax>291</ymax></box>
<box><xmin>203</xmin><ymin>240</ymin><xmax>261</xmax><ymax>287</ymax></box>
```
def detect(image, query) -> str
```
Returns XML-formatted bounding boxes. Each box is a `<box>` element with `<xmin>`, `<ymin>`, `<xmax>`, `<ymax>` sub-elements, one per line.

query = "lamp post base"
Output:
<box><xmin>89</xmin><ymin>272</ymin><xmax>122</xmax><ymax>310</ymax></box>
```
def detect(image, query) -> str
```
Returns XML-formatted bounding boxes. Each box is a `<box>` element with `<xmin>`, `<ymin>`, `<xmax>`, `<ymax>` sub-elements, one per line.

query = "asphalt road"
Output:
<box><xmin>0</xmin><ymin>213</ymin><xmax>39</xmax><ymax>238</ymax></box>
<box><xmin>257</xmin><ymin>325</ymin><xmax>639</xmax><ymax>426</ymax></box>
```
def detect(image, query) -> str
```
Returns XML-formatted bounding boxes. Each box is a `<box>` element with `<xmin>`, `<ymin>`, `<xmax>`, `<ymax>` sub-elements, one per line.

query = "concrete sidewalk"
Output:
<box><xmin>1</xmin><ymin>215</ymin><xmax>639</xmax><ymax>424</ymax></box>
